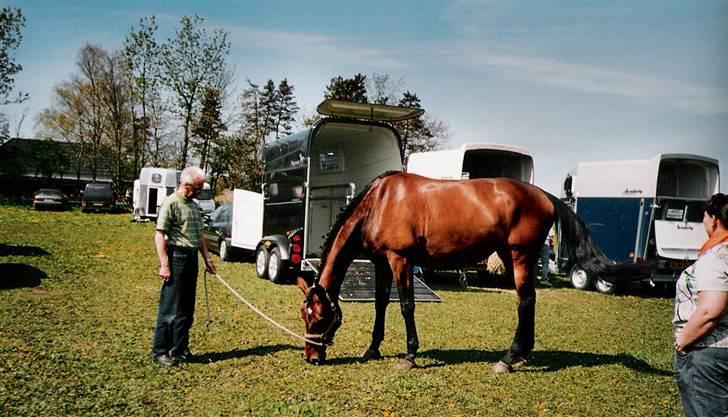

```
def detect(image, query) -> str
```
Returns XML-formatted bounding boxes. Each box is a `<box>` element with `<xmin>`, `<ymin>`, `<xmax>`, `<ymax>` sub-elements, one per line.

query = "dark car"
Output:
<box><xmin>202</xmin><ymin>203</ymin><xmax>237</xmax><ymax>261</ymax></box>
<box><xmin>33</xmin><ymin>188</ymin><xmax>67</xmax><ymax>210</ymax></box>
<box><xmin>81</xmin><ymin>183</ymin><xmax>114</xmax><ymax>212</ymax></box>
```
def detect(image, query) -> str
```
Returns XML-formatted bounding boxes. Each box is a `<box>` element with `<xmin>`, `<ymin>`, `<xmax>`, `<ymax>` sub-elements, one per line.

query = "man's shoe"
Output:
<box><xmin>171</xmin><ymin>349</ymin><xmax>194</xmax><ymax>363</ymax></box>
<box><xmin>153</xmin><ymin>354</ymin><xmax>175</xmax><ymax>367</ymax></box>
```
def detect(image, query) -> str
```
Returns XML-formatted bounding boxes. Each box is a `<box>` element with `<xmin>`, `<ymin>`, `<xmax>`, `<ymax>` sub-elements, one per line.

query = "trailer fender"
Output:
<box><xmin>257</xmin><ymin>235</ymin><xmax>291</xmax><ymax>260</ymax></box>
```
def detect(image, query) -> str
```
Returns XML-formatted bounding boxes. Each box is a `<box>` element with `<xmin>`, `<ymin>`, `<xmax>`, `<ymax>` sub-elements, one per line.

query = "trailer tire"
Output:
<box><xmin>255</xmin><ymin>246</ymin><xmax>269</xmax><ymax>279</ymax></box>
<box><xmin>219</xmin><ymin>239</ymin><xmax>232</xmax><ymax>262</ymax></box>
<box><xmin>595</xmin><ymin>278</ymin><xmax>616</xmax><ymax>295</ymax></box>
<box><xmin>267</xmin><ymin>246</ymin><xmax>287</xmax><ymax>284</ymax></box>
<box><xmin>570</xmin><ymin>265</ymin><xmax>591</xmax><ymax>290</ymax></box>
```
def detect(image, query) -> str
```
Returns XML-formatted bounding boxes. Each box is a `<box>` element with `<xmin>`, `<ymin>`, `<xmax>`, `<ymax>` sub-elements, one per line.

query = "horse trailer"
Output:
<box><xmin>407</xmin><ymin>143</ymin><xmax>534</xmax><ymax>184</ymax></box>
<box><xmin>229</xmin><ymin>100</ymin><xmax>440</xmax><ymax>301</ymax></box>
<box><xmin>132</xmin><ymin>167</ymin><xmax>214</xmax><ymax>220</ymax></box>
<box><xmin>406</xmin><ymin>143</ymin><xmax>535</xmax><ymax>283</ymax></box>
<box><xmin>133</xmin><ymin>167</ymin><xmax>181</xmax><ymax>220</ymax></box>
<box><xmin>559</xmin><ymin>153</ymin><xmax>720</xmax><ymax>293</ymax></box>
<box><xmin>231</xmin><ymin>100</ymin><xmax>421</xmax><ymax>281</ymax></box>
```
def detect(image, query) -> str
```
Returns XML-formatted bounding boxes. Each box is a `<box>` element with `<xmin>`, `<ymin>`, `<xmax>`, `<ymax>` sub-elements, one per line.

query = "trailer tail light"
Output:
<box><xmin>81</xmin><ymin>198</ymin><xmax>87</xmax><ymax>207</ymax></box>
<box><xmin>290</xmin><ymin>232</ymin><xmax>303</xmax><ymax>265</ymax></box>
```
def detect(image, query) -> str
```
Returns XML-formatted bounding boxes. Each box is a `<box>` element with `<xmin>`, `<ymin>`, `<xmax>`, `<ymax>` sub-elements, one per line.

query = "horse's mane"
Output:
<box><xmin>319</xmin><ymin>171</ymin><xmax>400</xmax><ymax>269</ymax></box>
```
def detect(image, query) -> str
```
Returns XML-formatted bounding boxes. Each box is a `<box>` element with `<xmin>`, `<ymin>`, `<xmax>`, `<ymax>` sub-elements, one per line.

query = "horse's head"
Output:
<box><xmin>297</xmin><ymin>277</ymin><xmax>342</xmax><ymax>365</ymax></box>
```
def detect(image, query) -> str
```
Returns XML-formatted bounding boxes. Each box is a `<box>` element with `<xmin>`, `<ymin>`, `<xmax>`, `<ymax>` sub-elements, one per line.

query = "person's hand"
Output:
<box><xmin>205</xmin><ymin>258</ymin><xmax>216</xmax><ymax>274</ymax></box>
<box><xmin>159</xmin><ymin>264</ymin><xmax>171</xmax><ymax>282</ymax></box>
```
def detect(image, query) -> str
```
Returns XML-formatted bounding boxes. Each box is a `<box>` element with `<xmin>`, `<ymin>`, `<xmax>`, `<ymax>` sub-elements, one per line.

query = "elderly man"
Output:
<box><xmin>151</xmin><ymin>166</ymin><xmax>216</xmax><ymax>366</ymax></box>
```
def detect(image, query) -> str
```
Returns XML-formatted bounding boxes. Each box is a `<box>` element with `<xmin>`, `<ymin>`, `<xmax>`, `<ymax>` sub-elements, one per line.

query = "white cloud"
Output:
<box><xmin>437</xmin><ymin>43</ymin><xmax>728</xmax><ymax>115</ymax></box>
<box><xmin>224</xmin><ymin>25</ymin><xmax>406</xmax><ymax>70</ymax></box>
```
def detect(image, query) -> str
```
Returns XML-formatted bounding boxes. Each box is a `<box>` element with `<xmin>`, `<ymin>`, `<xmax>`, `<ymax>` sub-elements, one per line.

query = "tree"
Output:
<box><xmin>192</xmin><ymin>87</ymin><xmax>226</xmax><ymax>171</ymax></box>
<box><xmin>367</xmin><ymin>73</ymin><xmax>403</xmax><ymax>105</ymax></box>
<box><xmin>324</xmin><ymin>74</ymin><xmax>367</xmax><ymax>103</ymax></box>
<box><xmin>123</xmin><ymin>16</ymin><xmax>161</xmax><ymax>175</ymax></box>
<box><xmin>29</xmin><ymin>138</ymin><xmax>70</xmax><ymax>180</ymax></box>
<box><xmin>36</xmin><ymin>79</ymin><xmax>90</xmax><ymax>183</ymax></box>
<box><xmin>0</xmin><ymin>113</ymin><xmax>8</xmax><ymax>144</ymax></box>
<box><xmin>100</xmin><ymin>50</ymin><xmax>132</xmax><ymax>192</ymax></box>
<box><xmin>273</xmin><ymin>79</ymin><xmax>298</xmax><ymax>139</ymax></box>
<box><xmin>240</xmin><ymin>80</ymin><xmax>265</xmax><ymax>154</ymax></box>
<box><xmin>0</xmin><ymin>7</ymin><xmax>28</xmax><ymax>105</ymax></box>
<box><xmin>159</xmin><ymin>15</ymin><xmax>230</xmax><ymax>169</ymax></box>
<box><xmin>259</xmin><ymin>80</ymin><xmax>277</xmax><ymax>139</ymax></box>
<box><xmin>76</xmin><ymin>44</ymin><xmax>108</xmax><ymax>181</ymax></box>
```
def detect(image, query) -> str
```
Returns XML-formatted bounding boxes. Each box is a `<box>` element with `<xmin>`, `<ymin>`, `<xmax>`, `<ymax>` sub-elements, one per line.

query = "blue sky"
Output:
<box><xmin>5</xmin><ymin>0</ymin><xmax>727</xmax><ymax>194</ymax></box>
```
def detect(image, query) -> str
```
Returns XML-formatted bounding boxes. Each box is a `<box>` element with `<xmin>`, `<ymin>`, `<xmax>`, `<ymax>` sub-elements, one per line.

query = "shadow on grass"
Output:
<box><xmin>0</xmin><ymin>243</ymin><xmax>50</xmax><ymax>256</ymax></box>
<box><xmin>0</xmin><ymin>263</ymin><xmax>48</xmax><ymax>289</ymax></box>
<box><xmin>195</xmin><ymin>343</ymin><xmax>298</xmax><ymax>363</ymax></box>
<box><xmin>418</xmin><ymin>348</ymin><xmax>672</xmax><ymax>375</ymax></box>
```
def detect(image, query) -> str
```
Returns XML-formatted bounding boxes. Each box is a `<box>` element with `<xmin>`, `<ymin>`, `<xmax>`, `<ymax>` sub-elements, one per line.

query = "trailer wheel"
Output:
<box><xmin>255</xmin><ymin>246</ymin><xmax>269</xmax><ymax>279</ymax></box>
<box><xmin>570</xmin><ymin>265</ymin><xmax>591</xmax><ymax>290</ymax></box>
<box><xmin>594</xmin><ymin>278</ymin><xmax>616</xmax><ymax>295</ymax></box>
<box><xmin>219</xmin><ymin>239</ymin><xmax>232</xmax><ymax>262</ymax></box>
<box><xmin>267</xmin><ymin>246</ymin><xmax>287</xmax><ymax>284</ymax></box>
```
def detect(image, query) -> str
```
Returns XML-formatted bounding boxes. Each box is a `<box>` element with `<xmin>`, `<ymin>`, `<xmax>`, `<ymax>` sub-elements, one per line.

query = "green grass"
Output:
<box><xmin>0</xmin><ymin>204</ymin><xmax>681</xmax><ymax>416</ymax></box>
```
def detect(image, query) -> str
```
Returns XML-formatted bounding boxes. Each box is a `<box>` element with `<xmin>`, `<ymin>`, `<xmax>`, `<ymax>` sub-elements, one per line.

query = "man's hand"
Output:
<box><xmin>159</xmin><ymin>264</ymin><xmax>171</xmax><ymax>282</ymax></box>
<box><xmin>205</xmin><ymin>258</ymin><xmax>216</xmax><ymax>274</ymax></box>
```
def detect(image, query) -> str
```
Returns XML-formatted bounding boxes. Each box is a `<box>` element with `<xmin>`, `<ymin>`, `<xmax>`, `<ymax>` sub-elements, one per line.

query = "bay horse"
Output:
<box><xmin>296</xmin><ymin>172</ymin><xmax>613</xmax><ymax>372</ymax></box>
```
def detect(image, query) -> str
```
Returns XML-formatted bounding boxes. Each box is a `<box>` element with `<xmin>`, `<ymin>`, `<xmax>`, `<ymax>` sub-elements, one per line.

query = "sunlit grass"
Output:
<box><xmin>0</xmin><ymin>204</ymin><xmax>680</xmax><ymax>416</ymax></box>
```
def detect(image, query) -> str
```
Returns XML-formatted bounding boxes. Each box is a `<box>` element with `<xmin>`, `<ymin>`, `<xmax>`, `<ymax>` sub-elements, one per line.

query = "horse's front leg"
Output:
<box><xmin>493</xmin><ymin>251</ymin><xmax>536</xmax><ymax>373</ymax></box>
<box><xmin>390</xmin><ymin>254</ymin><xmax>419</xmax><ymax>370</ymax></box>
<box><xmin>362</xmin><ymin>260</ymin><xmax>392</xmax><ymax>361</ymax></box>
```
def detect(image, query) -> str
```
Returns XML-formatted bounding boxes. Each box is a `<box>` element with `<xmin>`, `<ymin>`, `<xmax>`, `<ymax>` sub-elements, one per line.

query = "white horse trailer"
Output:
<box><xmin>133</xmin><ymin>168</ymin><xmax>181</xmax><ymax>220</ymax></box>
<box><xmin>559</xmin><ymin>153</ymin><xmax>720</xmax><ymax>293</ymax></box>
<box><xmin>406</xmin><ymin>143</ymin><xmax>534</xmax><ymax>183</ymax></box>
<box><xmin>406</xmin><ymin>143</ymin><xmax>535</xmax><ymax>284</ymax></box>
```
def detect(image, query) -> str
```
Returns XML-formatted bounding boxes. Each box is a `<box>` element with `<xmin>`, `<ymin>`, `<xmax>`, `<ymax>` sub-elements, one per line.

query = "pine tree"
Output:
<box><xmin>273</xmin><ymin>79</ymin><xmax>298</xmax><ymax>139</ymax></box>
<box><xmin>324</xmin><ymin>73</ymin><xmax>367</xmax><ymax>103</ymax></box>
<box><xmin>192</xmin><ymin>87</ymin><xmax>226</xmax><ymax>171</ymax></box>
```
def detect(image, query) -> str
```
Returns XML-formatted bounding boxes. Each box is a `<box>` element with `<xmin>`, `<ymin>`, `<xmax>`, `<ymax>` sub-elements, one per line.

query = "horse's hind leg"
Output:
<box><xmin>362</xmin><ymin>259</ymin><xmax>392</xmax><ymax>361</ymax></box>
<box><xmin>390</xmin><ymin>253</ymin><xmax>419</xmax><ymax>370</ymax></box>
<box><xmin>493</xmin><ymin>248</ymin><xmax>536</xmax><ymax>373</ymax></box>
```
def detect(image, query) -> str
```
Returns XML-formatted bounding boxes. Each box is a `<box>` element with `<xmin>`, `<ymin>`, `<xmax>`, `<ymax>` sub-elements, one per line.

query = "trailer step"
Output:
<box><xmin>305</xmin><ymin>259</ymin><xmax>442</xmax><ymax>302</ymax></box>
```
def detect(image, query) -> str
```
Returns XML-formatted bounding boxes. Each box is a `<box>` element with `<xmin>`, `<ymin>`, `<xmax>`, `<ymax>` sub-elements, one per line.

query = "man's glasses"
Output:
<box><xmin>184</xmin><ymin>182</ymin><xmax>203</xmax><ymax>196</ymax></box>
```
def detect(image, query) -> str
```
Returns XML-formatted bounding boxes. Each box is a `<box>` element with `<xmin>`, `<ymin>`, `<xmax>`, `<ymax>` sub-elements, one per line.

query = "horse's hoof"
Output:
<box><xmin>492</xmin><ymin>361</ymin><xmax>512</xmax><ymax>374</ymax></box>
<box><xmin>395</xmin><ymin>358</ymin><xmax>416</xmax><ymax>370</ymax></box>
<box><xmin>361</xmin><ymin>348</ymin><xmax>383</xmax><ymax>361</ymax></box>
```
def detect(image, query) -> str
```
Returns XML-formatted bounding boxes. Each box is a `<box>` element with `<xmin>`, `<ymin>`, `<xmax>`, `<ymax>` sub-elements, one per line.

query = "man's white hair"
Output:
<box><xmin>180</xmin><ymin>166</ymin><xmax>205</xmax><ymax>184</ymax></box>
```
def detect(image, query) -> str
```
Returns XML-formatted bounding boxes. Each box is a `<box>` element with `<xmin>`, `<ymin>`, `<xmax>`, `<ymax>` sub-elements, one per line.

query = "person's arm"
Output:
<box><xmin>155</xmin><ymin>230</ymin><xmax>171</xmax><ymax>282</ymax></box>
<box><xmin>676</xmin><ymin>290</ymin><xmax>728</xmax><ymax>352</ymax></box>
<box><xmin>199</xmin><ymin>230</ymin><xmax>216</xmax><ymax>274</ymax></box>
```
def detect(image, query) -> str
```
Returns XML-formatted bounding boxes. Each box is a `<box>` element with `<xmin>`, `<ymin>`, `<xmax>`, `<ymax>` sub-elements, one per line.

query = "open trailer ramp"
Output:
<box><xmin>304</xmin><ymin>259</ymin><xmax>442</xmax><ymax>302</ymax></box>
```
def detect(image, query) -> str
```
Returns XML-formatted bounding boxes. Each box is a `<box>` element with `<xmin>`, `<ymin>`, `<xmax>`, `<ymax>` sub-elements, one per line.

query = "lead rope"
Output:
<box><xmin>203</xmin><ymin>270</ymin><xmax>325</xmax><ymax>347</ymax></box>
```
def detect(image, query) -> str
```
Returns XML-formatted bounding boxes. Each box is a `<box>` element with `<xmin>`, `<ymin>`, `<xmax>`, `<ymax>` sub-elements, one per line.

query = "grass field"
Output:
<box><xmin>0</xmin><ymin>204</ymin><xmax>681</xmax><ymax>416</ymax></box>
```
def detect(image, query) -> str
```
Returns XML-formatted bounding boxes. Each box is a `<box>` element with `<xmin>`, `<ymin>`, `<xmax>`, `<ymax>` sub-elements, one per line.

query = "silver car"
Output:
<box><xmin>33</xmin><ymin>188</ymin><xmax>67</xmax><ymax>210</ymax></box>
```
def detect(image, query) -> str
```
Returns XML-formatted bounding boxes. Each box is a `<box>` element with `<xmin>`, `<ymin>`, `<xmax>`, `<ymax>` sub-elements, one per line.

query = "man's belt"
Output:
<box><xmin>168</xmin><ymin>245</ymin><xmax>198</xmax><ymax>254</ymax></box>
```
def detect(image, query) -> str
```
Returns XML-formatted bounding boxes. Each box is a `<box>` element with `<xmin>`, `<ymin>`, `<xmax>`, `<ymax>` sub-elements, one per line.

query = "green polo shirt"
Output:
<box><xmin>156</xmin><ymin>191</ymin><xmax>202</xmax><ymax>249</ymax></box>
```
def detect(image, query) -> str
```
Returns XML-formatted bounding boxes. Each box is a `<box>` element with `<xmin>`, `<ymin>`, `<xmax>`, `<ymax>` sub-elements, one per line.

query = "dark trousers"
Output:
<box><xmin>152</xmin><ymin>247</ymin><xmax>198</xmax><ymax>358</ymax></box>
<box><xmin>675</xmin><ymin>347</ymin><xmax>728</xmax><ymax>417</ymax></box>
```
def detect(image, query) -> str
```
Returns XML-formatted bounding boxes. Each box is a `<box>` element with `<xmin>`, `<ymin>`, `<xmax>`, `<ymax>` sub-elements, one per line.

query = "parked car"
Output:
<box><xmin>202</xmin><ymin>203</ymin><xmax>236</xmax><ymax>261</ymax></box>
<box><xmin>81</xmin><ymin>183</ymin><xmax>114</xmax><ymax>212</ymax></box>
<box><xmin>32</xmin><ymin>188</ymin><xmax>67</xmax><ymax>210</ymax></box>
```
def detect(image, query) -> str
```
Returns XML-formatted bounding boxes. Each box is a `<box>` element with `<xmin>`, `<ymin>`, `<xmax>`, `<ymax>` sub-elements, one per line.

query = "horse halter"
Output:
<box><xmin>303</xmin><ymin>284</ymin><xmax>342</xmax><ymax>346</ymax></box>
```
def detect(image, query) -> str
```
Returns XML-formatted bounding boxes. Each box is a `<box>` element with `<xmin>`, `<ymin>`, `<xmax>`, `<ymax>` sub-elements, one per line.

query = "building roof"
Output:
<box><xmin>0</xmin><ymin>137</ymin><xmax>113</xmax><ymax>182</ymax></box>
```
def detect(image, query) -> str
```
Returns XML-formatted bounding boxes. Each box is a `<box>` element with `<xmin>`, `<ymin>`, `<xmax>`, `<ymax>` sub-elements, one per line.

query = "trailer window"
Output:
<box><xmin>319</xmin><ymin>152</ymin><xmax>341</xmax><ymax>172</ymax></box>
<box><xmin>657</xmin><ymin>161</ymin><xmax>710</xmax><ymax>199</ymax></box>
<box><xmin>151</xmin><ymin>173</ymin><xmax>162</xmax><ymax>183</ymax></box>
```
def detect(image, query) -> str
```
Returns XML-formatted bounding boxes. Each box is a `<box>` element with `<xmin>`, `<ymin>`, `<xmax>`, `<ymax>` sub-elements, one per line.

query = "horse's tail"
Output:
<box><xmin>543</xmin><ymin>192</ymin><xmax>614</xmax><ymax>277</ymax></box>
<box><xmin>544</xmin><ymin>192</ymin><xmax>653</xmax><ymax>281</ymax></box>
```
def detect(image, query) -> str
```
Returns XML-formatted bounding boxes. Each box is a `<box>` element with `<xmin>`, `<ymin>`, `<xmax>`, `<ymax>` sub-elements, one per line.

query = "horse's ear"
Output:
<box><xmin>296</xmin><ymin>275</ymin><xmax>310</xmax><ymax>295</ymax></box>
